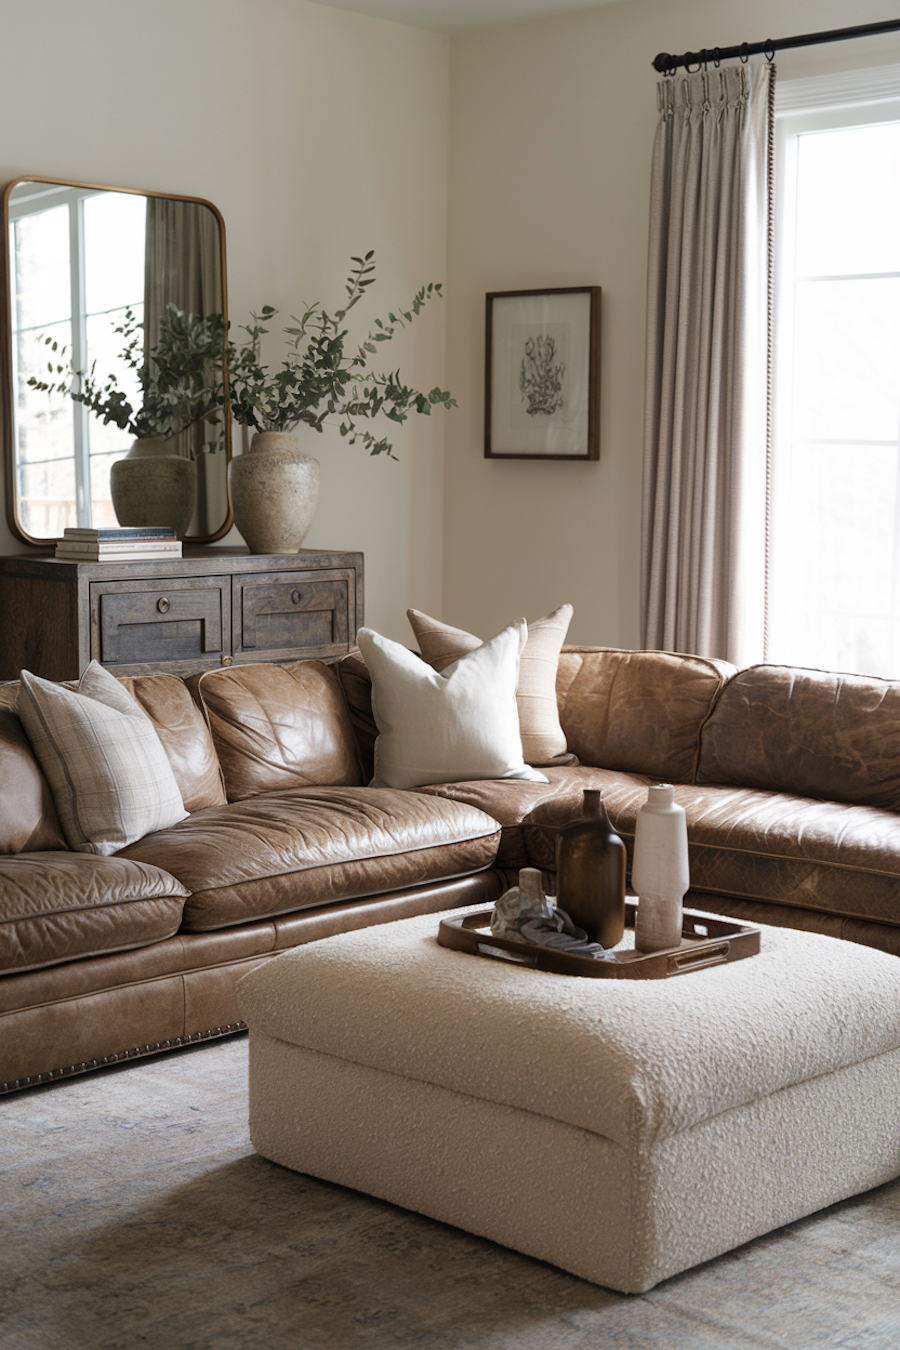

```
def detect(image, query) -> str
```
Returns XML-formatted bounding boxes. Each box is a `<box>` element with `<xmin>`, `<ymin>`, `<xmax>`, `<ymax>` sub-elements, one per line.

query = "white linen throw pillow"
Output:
<box><xmin>357</xmin><ymin>621</ymin><xmax>548</xmax><ymax>790</ymax></box>
<box><xmin>17</xmin><ymin>661</ymin><xmax>188</xmax><ymax>855</ymax></box>
<box><xmin>407</xmin><ymin>603</ymin><xmax>573</xmax><ymax>765</ymax></box>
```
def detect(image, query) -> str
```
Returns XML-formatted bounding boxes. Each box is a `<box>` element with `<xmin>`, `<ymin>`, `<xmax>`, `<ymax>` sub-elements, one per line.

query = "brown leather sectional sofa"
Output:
<box><xmin>3</xmin><ymin>645</ymin><xmax>900</xmax><ymax>1093</ymax></box>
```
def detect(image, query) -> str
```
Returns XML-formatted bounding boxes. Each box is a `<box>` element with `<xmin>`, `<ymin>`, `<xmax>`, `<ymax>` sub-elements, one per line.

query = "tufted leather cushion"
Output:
<box><xmin>0</xmin><ymin>853</ymin><xmax>189</xmax><ymax>974</ymax></box>
<box><xmin>118</xmin><ymin>787</ymin><xmax>501</xmax><ymax>931</ymax></box>
<box><xmin>697</xmin><ymin>665</ymin><xmax>900</xmax><ymax>808</ymax></box>
<box><xmin>556</xmin><ymin>647</ymin><xmax>735</xmax><ymax>785</ymax></box>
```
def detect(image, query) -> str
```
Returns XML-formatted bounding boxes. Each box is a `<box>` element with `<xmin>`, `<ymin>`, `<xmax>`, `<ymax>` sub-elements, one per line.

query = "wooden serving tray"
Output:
<box><xmin>438</xmin><ymin>902</ymin><xmax>761</xmax><ymax>979</ymax></box>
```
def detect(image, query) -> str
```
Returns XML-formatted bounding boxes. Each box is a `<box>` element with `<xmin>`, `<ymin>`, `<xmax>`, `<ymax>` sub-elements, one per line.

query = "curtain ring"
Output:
<box><xmin>763</xmin><ymin>40</ymin><xmax>775</xmax><ymax>63</ymax></box>
<box><xmin>713</xmin><ymin>47</ymin><xmax>721</xmax><ymax>68</ymax></box>
<box><xmin>739</xmin><ymin>42</ymin><xmax>749</xmax><ymax>64</ymax></box>
<box><xmin>700</xmin><ymin>48</ymin><xmax>708</xmax><ymax>72</ymax></box>
<box><xmin>685</xmin><ymin>51</ymin><xmax>701</xmax><ymax>74</ymax></box>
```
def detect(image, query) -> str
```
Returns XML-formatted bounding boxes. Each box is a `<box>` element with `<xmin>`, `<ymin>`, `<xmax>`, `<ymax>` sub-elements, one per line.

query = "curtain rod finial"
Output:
<box><xmin>652</xmin><ymin>52</ymin><xmax>674</xmax><ymax>73</ymax></box>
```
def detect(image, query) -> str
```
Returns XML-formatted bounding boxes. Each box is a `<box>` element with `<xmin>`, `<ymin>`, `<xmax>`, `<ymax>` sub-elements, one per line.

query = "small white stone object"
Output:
<box><xmin>491</xmin><ymin>867</ymin><xmax>554</xmax><ymax>939</ymax></box>
<box><xmin>633</xmin><ymin>784</ymin><xmax>690</xmax><ymax>953</ymax></box>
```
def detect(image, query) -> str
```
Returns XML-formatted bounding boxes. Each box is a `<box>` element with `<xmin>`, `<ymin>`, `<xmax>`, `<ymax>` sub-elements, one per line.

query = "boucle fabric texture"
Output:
<box><xmin>407</xmin><ymin>605</ymin><xmax>573</xmax><ymax>765</ymax></box>
<box><xmin>240</xmin><ymin>909</ymin><xmax>900</xmax><ymax>1292</ymax></box>
<box><xmin>17</xmin><ymin>662</ymin><xmax>188</xmax><ymax>855</ymax></box>
<box><xmin>357</xmin><ymin>622</ymin><xmax>547</xmax><ymax>790</ymax></box>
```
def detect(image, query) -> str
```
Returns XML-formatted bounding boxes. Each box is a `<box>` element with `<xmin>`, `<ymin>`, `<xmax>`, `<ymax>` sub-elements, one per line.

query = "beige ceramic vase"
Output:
<box><xmin>228</xmin><ymin>431</ymin><xmax>320</xmax><ymax>555</ymax></box>
<box><xmin>110</xmin><ymin>438</ymin><xmax>197</xmax><ymax>537</ymax></box>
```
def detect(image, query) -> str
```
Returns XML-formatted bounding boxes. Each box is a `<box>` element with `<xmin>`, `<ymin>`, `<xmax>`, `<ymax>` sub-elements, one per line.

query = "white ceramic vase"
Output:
<box><xmin>632</xmin><ymin>784</ymin><xmax>690</xmax><ymax>953</ymax></box>
<box><xmin>228</xmin><ymin>431</ymin><xmax>320</xmax><ymax>555</ymax></box>
<box><xmin>110</xmin><ymin>438</ymin><xmax>197</xmax><ymax>537</ymax></box>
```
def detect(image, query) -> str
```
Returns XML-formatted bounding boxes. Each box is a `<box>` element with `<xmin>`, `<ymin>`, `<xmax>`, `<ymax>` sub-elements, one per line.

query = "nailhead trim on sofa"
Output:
<box><xmin>0</xmin><ymin>1020</ymin><xmax>247</xmax><ymax>1094</ymax></box>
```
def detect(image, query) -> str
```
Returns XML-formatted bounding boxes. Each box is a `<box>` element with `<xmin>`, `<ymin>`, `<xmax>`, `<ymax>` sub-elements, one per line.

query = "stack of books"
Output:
<box><xmin>54</xmin><ymin>527</ymin><xmax>183</xmax><ymax>562</ymax></box>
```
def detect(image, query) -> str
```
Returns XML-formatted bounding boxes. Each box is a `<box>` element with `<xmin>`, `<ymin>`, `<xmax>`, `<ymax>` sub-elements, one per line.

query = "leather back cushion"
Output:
<box><xmin>193</xmin><ymin>661</ymin><xmax>362</xmax><ymax>802</ymax></box>
<box><xmin>116</xmin><ymin>672</ymin><xmax>226</xmax><ymax>812</ymax></box>
<box><xmin>335</xmin><ymin>649</ymin><xmax>379</xmax><ymax>783</ymax></box>
<box><xmin>697</xmin><ymin>665</ymin><xmax>900</xmax><ymax>808</ymax></box>
<box><xmin>0</xmin><ymin>690</ymin><xmax>67</xmax><ymax>853</ymax></box>
<box><xmin>556</xmin><ymin>648</ymin><xmax>736</xmax><ymax>785</ymax></box>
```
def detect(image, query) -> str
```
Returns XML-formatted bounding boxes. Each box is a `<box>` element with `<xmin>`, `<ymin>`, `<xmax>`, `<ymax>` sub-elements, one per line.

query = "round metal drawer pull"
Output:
<box><xmin>291</xmin><ymin>588</ymin><xmax>303</xmax><ymax>604</ymax></box>
<box><xmin>156</xmin><ymin>597</ymin><xmax>171</xmax><ymax>614</ymax></box>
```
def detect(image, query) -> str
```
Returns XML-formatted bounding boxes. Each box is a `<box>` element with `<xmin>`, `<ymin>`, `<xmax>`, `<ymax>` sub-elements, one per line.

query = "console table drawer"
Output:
<box><xmin>91</xmin><ymin>577</ymin><xmax>231</xmax><ymax>673</ymax></box>
<box><xmin>233</xmin><ymin>570</ymin><xmax>354</xmax><ymax>662</ymax></box>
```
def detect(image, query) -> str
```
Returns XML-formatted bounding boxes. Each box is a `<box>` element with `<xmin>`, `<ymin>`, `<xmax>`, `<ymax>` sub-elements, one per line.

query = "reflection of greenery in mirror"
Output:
<box><xmin>4</xmin><ymin>180</ymin><xmax>229</xmax><ymax>544</ymax></box>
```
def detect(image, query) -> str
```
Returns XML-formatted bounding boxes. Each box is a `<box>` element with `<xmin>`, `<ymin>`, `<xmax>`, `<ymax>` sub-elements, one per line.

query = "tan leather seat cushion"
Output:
<box><xmin>119</xmin><ymin>788</ymin><xmax>501</xmax><ymax>931</ymax></box>
<box><xmin>526</xmin><ymin>777</ymin><xmax>900</xmax><ymax>931</ymax></box>
<box><xmin>0</xmin><ymin>854</ymin><xmax>189</xmax><ymax>974</ymax></box>
<box><xmin>418</xmin><ymin>767</ymin><xmax>649</xmax><ymax>869</ymax></box>
<box><xmin>697</xmin><ymin>664</ymin><xmax>900</xmax><ymax>809</ymax></box>
<box><xmin>671</xmin><ymin>784</ymin><xmax>900</xmax><ymax>929</ymax></box>
<box><xmin>191</xmin><ymin>662</ymin><xmax>362</xmax><ymax>802</ymax></box>
<box><xmin>556</xmin><ymin>647</ymin><xmax>735</xmax><ymax>784</ymax></box>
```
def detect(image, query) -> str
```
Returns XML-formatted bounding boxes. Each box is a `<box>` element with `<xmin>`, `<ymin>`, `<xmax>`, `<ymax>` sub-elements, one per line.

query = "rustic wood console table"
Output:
<box><xmin>0</xmin><ymin>547</ymin><xmax>364</xmax><ymax>681</ymax></box>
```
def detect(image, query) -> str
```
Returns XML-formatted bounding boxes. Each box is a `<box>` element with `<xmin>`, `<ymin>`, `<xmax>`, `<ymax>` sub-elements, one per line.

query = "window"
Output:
<box><xmin>9</xmin><ymin>184</ymin><xmax>145</xmax><ymax>537</ymax></box>
<box><xmin>767</xmin><ymin>66</ymin><xmax>900</xmax><ymax>678</ymax></box>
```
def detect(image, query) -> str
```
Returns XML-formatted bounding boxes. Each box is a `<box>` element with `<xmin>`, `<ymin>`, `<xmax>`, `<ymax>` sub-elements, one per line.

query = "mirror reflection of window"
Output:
<box><xmin>9</xmin><ymin>183</ymin><xmax>145</xmax><ymax>537</ymax></box>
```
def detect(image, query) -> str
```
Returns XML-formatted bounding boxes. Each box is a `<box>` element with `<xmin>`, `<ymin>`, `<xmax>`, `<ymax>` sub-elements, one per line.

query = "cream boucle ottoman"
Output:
<box><xmin>238</xmin><ymin>908</ymin><xmax>900</xmax><ymax>1293</ymax></box>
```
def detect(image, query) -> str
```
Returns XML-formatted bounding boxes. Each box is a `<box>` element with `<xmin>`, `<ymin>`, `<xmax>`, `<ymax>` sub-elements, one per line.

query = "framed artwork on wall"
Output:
<box><xmin>484</xmin><ymin>286</ymin><xmax>601</xmax><ymax>460</ymax></box>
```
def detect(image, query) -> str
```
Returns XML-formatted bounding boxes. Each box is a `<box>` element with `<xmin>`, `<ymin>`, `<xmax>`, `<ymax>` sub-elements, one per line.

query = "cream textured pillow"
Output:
<box><xmin>356</xmin><ymin>622</ymin><xmax>548</xmax><ymax>790</ymax></box>
<box><xmin>407</xmin><ymin>604</ymin><xmax>573</xmax><ymax>765</ymax></box>
<box><xmin>17</xmin><ymin>661</ymin><xmax>188</xmax><ymax>856</ymax></box>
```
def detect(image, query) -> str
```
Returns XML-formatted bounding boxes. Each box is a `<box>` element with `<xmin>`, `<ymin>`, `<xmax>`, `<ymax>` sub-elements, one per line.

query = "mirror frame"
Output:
<box><xmin>1</xmin><ymin>176</ymin><xmax>233</xmax><ymax>547</ymax></box>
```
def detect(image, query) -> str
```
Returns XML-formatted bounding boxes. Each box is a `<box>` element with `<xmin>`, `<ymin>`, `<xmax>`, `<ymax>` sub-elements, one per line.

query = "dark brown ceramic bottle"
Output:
<box><xmin>555</xmin><ymin>789</ymin><xmax>626</xmax><ymax>948</ymax></box>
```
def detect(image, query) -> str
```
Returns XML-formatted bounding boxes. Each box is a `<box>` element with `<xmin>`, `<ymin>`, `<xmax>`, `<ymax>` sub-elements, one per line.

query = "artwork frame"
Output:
<box><xmin>484</xmin><ymin>286</ymin><xmax>601</xmax><ymax>461</ymax></box>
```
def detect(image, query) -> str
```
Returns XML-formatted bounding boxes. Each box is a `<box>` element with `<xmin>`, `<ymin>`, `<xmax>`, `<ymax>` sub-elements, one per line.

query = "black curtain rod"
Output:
<box><xmin>653</xmin><ymin>16</ymin><xmax>900</xmax><ymax>75</ymax></box>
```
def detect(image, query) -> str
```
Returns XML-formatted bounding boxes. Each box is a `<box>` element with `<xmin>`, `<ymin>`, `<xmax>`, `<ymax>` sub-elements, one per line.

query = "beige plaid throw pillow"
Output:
<box><xmin>17</xmin><ymin>662</ymin><xmax>188</xmax><ymax>855</ymax></box>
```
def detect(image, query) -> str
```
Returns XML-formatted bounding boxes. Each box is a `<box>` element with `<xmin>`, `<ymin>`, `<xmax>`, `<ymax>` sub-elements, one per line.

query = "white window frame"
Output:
<box><xmin>768</xmin><ymin>65</ymin><xmax>900</xmax><ymax>672</ymax></box>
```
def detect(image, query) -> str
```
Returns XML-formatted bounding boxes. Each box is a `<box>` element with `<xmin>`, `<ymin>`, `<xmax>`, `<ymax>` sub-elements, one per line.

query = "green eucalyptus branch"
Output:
<box><xmin>226</xmin><ymin>251</ymin><xmax>456</xmax><ymax>457</ymax></box>
<box><xmin>28</xmin><ymin>305</ymin><xmax>229</xmax><ymax>455</ymax></box>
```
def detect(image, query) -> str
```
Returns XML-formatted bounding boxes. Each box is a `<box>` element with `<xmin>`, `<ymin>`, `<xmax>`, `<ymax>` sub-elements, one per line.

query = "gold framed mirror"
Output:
<box><xmin>1</xmin><ymin>177</ymin><xmax>232</xmax><ymax>546</ymax></box>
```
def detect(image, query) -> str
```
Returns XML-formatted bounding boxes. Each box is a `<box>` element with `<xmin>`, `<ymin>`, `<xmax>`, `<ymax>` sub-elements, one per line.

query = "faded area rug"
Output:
<box><xmin>2</xmin><ymin>1036</ymin><xmax>900</xmax><ymax>1350</ymax></box>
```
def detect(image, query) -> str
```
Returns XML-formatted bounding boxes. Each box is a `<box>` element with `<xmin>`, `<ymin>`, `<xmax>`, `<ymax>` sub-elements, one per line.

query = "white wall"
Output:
<box><xmin>444</xmin><ymin>0</ymin><xmax>900</xmax><ymax>647</ymax></box>
<box><xmin>0</xmin><ymin>0</ymin><xmax>449</xmax><ymax>640</ymax></box>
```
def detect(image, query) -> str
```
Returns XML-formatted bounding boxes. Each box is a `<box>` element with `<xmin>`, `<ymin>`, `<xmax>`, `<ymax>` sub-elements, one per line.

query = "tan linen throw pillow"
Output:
<box><xmin>357</xmin><ymin>621</ymin><xmax>548</xmax><ymax>790</ymax></box>
<box><xmin>407</xmin><ymin>604</ymin><xmax>573</xmax><ymax>765</ymax></box>
<box><xmin>17</xmin><ymin>661</ymin><xmax>188</xmax><ymax>855</ymax></box>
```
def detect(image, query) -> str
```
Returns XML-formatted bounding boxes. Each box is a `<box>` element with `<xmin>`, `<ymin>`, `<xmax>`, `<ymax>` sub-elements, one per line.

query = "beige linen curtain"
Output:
<box><xmin>144</xmin><ymin>199</ymin><xmax>226</xmax><ymax>534</ymax></box>
<box><xmin>641</xmin><ymin>63</ymin><xmax>773</xmax><ymax>666</ymax></box>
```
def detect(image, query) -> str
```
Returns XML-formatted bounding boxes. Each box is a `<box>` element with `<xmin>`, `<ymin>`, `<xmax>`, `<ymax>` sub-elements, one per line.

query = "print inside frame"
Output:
<box><xmin>485</xmin><ymin>286</ymin><xmax>600</xmax><ymax>460</ymax></box>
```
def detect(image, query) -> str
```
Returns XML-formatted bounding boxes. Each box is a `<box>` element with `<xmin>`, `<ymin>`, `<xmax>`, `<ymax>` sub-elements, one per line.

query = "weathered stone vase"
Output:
<box><xmin>228</xmin><ymin>431</ymin><xmax>320</xmax><ymax>555</ymax></box>
<box><xmin>110</xmin><ymin>438</ymin><xmax>197</xmax><ymax>537</ymax></box>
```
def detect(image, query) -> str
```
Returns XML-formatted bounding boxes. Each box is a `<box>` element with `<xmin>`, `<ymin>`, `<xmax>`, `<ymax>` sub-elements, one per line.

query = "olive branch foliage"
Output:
<box><xmin>28</xmin><ymin>252</ymin><xmax>455</xmax><ymax>462</ymax></box>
